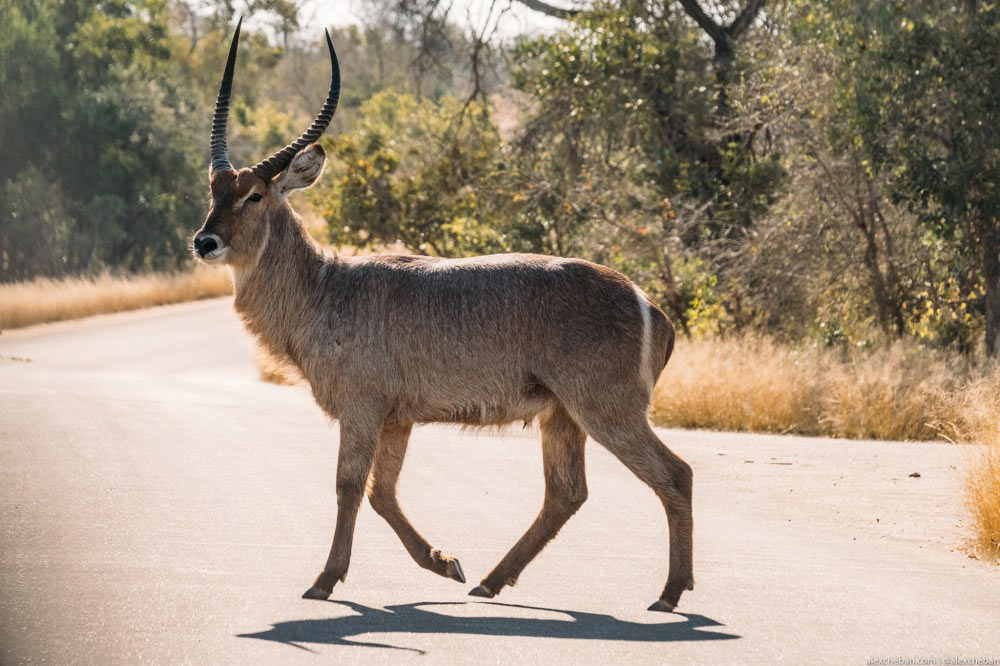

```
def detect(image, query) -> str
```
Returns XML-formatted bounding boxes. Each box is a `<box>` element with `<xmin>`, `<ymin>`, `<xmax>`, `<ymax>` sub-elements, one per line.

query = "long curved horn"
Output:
<box><xmin>210</xmin><ymin>17</ymin><xmax>242</xmax><ymax>175</ymax></box>
<box><xmin>251</xmin><ymin>29</ymin><xmax>341</xmax><ymax>181</ymax></box>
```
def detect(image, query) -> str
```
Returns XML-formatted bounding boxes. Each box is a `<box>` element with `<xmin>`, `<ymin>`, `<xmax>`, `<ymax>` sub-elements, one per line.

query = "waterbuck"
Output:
<box><xmin>193</xmin><ymin>21</ymin><xmax>694</xmax><ymax>612</ymax></box>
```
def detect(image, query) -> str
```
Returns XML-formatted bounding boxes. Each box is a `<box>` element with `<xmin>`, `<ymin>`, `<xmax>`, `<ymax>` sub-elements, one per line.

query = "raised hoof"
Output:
<box><xmin>647</xmin><ymin>599</ymin><xmax>676</xmax><ymax>613</ymax></box>
<box><xmin>302</xmin><ymin>586</ymin><xmax>332</xmax><ymax>600</ymax></box>
<box><xmin>446</xmin><ymin>559</ymin><xmax>466</xmax><ymax>584</ymax></box>
<box><xmin>468</xmin><ymin>585</ymin><xmax>496</xmax><ymax>598</ymax></box>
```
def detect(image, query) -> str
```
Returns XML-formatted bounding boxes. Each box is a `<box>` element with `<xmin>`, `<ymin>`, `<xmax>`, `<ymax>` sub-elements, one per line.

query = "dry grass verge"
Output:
<box><xmin>650</xmin><ymin>337</ymin><xmax>827</xmax><ymax>435</ymax></box>
<box><xmin>967</xmin><ymin>443</ymin><xmax>1000</xmax><ymax>561</ymax></box>
<box><xmin>0</xmin><ymin>266</ymin><xmax>232</xmax><ymax>330</ymax></box>
<box><xmin>651</xmin><ymin>336</ymin><xmax>1000</xmax><ymax>559</ymax></box>
<box><xmin>651</xmin><ymin>336</ymin><xmax>998</xmax><ymax>442</ymax></box>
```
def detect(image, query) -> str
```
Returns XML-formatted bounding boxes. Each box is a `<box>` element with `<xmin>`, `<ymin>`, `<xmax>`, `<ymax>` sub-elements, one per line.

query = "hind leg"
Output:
<box><xmin>367</xmin><ymin>421</ymin><xmax>465</xmax><ymax>583</ymax></box>
<box><xmin>470</xmin><ymin>402</ymin><xmax>587</xmax><ymax>598</ymax></box>
<box><xmin>575</xmin><ymin>407</ymin><xmax>694</xmax><ymax>612</ymax></box>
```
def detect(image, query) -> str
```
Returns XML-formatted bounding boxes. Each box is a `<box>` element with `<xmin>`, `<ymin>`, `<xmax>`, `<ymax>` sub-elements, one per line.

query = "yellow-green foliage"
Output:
<box><xmin>317</xmin><ymin>91</ymin><xmax>508</xmax><ymax>257</ymax></box>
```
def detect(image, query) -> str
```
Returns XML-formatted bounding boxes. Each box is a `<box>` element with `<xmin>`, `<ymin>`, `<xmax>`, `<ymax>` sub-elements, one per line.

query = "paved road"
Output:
<box><xmin>1</xmin><ymin>298</ymin><xmax>998</xmax><ymax>664</ymax></box>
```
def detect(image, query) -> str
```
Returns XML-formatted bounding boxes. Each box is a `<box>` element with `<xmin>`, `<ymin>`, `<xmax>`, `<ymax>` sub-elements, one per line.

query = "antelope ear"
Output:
<box><xmin>274</xmin><ymin>144</ymin><xmax>326</xmax><ymax>196</ymax></box>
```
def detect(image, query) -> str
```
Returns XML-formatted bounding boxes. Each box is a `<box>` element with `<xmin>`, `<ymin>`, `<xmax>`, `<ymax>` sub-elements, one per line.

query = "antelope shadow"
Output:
<box><xmin>237</xmin><ymin>600</ymin><xmax>740</xmax><ymax>654</ymax></box>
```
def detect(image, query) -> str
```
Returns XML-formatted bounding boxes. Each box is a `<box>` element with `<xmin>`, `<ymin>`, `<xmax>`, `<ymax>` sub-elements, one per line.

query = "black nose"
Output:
<box><xmin>195</xmin><ymin>236</ymin><xmax>218</xmax><ymax>256</ymax></box>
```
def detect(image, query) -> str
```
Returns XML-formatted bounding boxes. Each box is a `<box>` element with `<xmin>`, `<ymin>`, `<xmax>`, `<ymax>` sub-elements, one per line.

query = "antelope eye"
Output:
<box><xmin>248</xmin><ymin>192</ymin><xmax>263</xmax><ymax>203</ymax></box>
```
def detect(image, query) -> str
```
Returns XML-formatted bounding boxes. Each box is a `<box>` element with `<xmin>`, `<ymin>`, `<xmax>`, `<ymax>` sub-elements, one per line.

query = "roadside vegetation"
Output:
<box><xmin>2</xmin><ymin>0</ymin><xmax>997</xmax><ymax>557</ymax></box>
<box><xmin>0</xmin><ymin>267</ymin><xmax>231</xmax><ymax>330</ymax></box>
<box><xmin>652</xmin><ymin>338</ymin><xmax>1000</xmax><ymax>444</ymax></box>
<box><xmin>967</xmin><ymin>443</ymin><xmax>1000</xmax><ymax>561</ymax></box>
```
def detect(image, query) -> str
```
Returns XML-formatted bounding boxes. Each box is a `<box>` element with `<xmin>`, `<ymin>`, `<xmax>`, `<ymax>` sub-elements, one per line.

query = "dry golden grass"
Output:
<box><xmin>818</xmin><ymin>345</ymin><xmax>962</xmax><ymax>441</ymax></box>
<box><xmin>0</xmin><ymin>266</ymin><xmax>232</xmax><ymax>330</ymax></box>
<box><xmin>650</xmin><ymin>336</ymin><xmax>827</xmax><ymax>434</ymax></box>
<box><xmin>650</xmin><ymin>336</ymin><xmax>999</xmax><ymax>442</ymax></box>
<box><xmin>967</xmin><ymin>442</ymin><xmax>1000</xmax><ymax>562</ymax></box>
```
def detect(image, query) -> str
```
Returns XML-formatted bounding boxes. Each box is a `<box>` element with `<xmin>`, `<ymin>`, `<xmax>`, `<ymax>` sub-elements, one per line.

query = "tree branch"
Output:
<box><xmin>676</xmin><ymin>0</ymin><xmax>729</xmax><ymax>48</ymax></box>
<box><xmin>728</xmin><ymin>0</ymin><xmax>765</xmax><ymax>40</ymax></box>
<box><xmin>677</xmin><ymin>0</ymin><xmax>767</xmax><ymax>59</ymax></box>
<box><xmin>512</xmin><ymin>0</ymin><xmax>581</xmax><ymax>19</ymax></box>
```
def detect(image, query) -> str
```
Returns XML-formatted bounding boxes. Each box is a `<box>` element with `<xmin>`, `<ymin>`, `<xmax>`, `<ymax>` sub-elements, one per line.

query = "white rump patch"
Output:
<box><xmin>634</xmin><ymin>284</ymin><xmax>655</xmax><ymax>393</ymax></box>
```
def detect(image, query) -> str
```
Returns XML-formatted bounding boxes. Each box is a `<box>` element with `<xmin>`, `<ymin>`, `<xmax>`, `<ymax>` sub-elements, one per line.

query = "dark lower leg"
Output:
<box><xmin>582</xmin><ymin>417</ymin><xmax>694</xmax><ymax>612</ymax></box>
<box><xmin>655</xmin><ymin>495</ymin><xmax>694</xmax><ymax>609</ymax></box>
<box><xmin>473</xmin><ymin>405</ymin><xmax>587</xmax><ymax>597</ymax></box>
<box><xmin>303</xmin><ymin>420</ymin><xmax>379</xmax><ymax>600</ymax></box>
<box><xmin>308</xmin><ymin>487</ymin><xmax>364</xmax><ymax>594</ymax></box>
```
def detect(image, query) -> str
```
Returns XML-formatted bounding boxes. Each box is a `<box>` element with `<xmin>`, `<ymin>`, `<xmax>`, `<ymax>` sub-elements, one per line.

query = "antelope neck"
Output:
<box><xmin>231</xmin><ymin>207</ymin><xmax>327</xmax><ymax>356</ymax></box>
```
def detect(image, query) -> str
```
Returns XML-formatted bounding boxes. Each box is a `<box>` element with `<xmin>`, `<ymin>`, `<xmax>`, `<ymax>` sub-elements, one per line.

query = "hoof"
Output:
<box><xmin>302</xmin><ymin>586</ymin><xmax>332</xmax><ymax>600</ymax></box>
<box><xmin>468</xmin><ymin>585</ymin><xmax>496</xmax><ymax>598</ymax></box>
<box><xmin>647</xmin><ymin>599</ymin><xmax>675</xmax><ymax>613</ymax></box>
<box><xmin>446</xmin><ymin>559</ymin><xmax>466</xmax><ymax>584</ymax></box>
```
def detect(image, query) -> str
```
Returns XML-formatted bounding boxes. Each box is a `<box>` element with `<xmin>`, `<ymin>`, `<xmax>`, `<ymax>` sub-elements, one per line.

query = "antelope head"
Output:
<box><xmin>193</xmin><ymin>19</ymin><xmax>340</xmax><ymax>266</ymax></box>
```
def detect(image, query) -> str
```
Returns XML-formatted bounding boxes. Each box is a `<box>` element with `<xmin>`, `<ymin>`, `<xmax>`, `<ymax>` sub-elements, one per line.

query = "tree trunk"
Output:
<box><xmin>867</xmin><ymin>180</ymin><xmax>906</xmax><ymax>336</ymax></box>
<box><xmin>860</xmin><ymin>226</ymin><xmax>895</xmax><ymax>338</ymax></box>
<box><xmin>982</xmin><ymin>229</ymin><xmax>1000</xmax><ymax>356</ymax></box>
<box><xmin>676</xmin><ymin>0</ymin><xmax>765</xmax><ymax>115</ymax></box>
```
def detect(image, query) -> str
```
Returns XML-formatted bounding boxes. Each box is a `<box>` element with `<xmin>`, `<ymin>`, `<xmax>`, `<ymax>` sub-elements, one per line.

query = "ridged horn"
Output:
<box><xmin>251</xmin><ymin>29</ymin><xmax>341</xmax><ymax>181</ymax></box>
<box><xmin>210</xmin><ymin>17</ymin><xmax>242</xmax><ymax>175</ymax></box>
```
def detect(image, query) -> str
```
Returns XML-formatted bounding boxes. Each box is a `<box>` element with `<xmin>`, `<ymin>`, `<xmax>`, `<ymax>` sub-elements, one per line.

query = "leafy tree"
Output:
<box><xmin>316</xmin><ymin>91</ymin><xmax>509</xmax><ymax>257</ymax></box>
<box><xmin>507</xmin><ymin>3</ymin><xmax>784</xmax><ymax>329</ymax></box>
<box><xmin>0</xmin><ymin>0</ymin><xmax>204</xmax><ymax>279</ymax></box>
<box><xmin>0</xmin><ymin>0</ymin><xmax>490</xmax><ymax>281</ymax></box>
<box><xmin>827</xmin><ymin>1</ymin><xmax>1000</xmax><ymax>354</ymax></box>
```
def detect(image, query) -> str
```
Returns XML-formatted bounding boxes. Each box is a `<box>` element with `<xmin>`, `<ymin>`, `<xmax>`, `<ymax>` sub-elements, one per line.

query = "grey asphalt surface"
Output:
<box><xmin>1</xmin><ymin>297</ymin><xmax>998</xmax><ymax>664</ymax></box>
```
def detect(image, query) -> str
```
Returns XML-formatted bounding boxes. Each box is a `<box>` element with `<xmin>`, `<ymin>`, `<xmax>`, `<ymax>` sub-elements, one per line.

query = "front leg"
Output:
<box><xmin>303</xmin><ymin>415</ymin><xmax>380</xmax><ymax>600</ymax></box>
